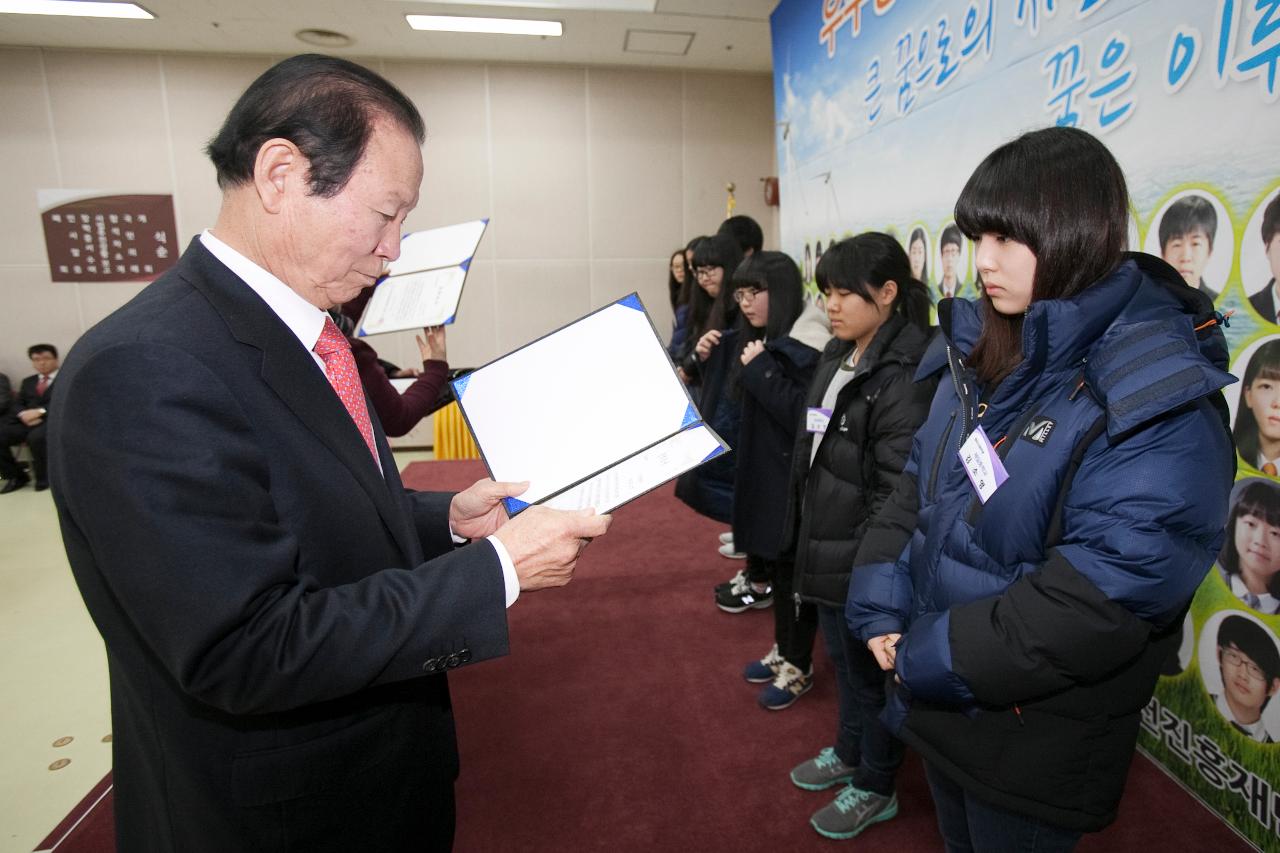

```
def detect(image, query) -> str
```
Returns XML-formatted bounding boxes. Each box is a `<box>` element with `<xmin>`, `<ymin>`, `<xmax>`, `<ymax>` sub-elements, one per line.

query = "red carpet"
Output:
<box><xmin>45</xmin><ymin>459</ymin><xmax>1255</xmax><ymax>852</ymax></box>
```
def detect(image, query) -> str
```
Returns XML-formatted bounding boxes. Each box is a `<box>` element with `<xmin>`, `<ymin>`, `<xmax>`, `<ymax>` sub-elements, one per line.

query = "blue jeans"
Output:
<box><xmin>817</xmin><ymin>604</ymin><xmax>904</xmax><ymax>796</ymax></box>
<box><xmin>924</xmin><ymin>761</ymin><xmax>1083</xmax><ymax>852</ymax></box>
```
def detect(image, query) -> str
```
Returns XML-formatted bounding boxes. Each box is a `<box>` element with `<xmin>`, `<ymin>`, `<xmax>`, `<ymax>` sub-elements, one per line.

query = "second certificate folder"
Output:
<box><xmin>450</xmin><ymin>293</ymin><xmax>728</xmax><ymax>514</ymax></box>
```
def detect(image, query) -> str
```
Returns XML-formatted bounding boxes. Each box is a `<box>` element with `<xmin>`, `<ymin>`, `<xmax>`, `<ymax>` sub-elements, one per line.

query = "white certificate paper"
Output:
<box><xmin>452</xmin><ymin>293</ymin><xmax>728</xmax><ymax>515</ymax></box>
<box><xmin>356</xmin><ymin>219</ymin><xmax>487</xmax><ymax>336</ymax></box>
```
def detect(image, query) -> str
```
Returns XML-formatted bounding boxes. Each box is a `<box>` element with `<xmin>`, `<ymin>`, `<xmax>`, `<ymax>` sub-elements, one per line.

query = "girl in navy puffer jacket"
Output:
<box><xmin>847</xmin><ymin>127</ymin><xmax>1236</xmax><ymax>850</ymax></box>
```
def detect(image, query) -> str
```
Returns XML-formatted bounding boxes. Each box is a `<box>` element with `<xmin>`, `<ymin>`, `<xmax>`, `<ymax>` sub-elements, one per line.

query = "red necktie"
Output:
<box><xmin>313</xmin><ymin>317</ymin><xmax>379</xmax><ymax>466</ymax></box>
<box><xmin>36</xmin><ymin>375</ymin><xmax>49</xmax><ymax>396</ymax></box>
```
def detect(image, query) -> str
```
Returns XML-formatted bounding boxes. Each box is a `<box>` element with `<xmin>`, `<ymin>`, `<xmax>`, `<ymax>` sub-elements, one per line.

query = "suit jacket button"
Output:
<box><xmin>422</xmin><ymin>658</ymin><xmax>437</xmax><ymax>673</ymax></box>
<box><xmin>458</xmin><ymin>648</ymin><xmax>472</xmax><ymax>663</ymax></box>
<box><xmin>446</xmin><ymin>653</ymin><xmax>460</xmax><ymax>669</ymax></box>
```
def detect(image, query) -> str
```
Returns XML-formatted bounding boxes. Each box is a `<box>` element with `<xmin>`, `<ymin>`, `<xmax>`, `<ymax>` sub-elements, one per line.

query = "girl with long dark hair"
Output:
<box><xmin>847</xmin><ymin>127</ymin><xmax>1236</xmax><ymax>849</ymax></box>
<box><xmin>704</xmin><ymin>252</ymin><xmax>832</xmax><ymax>709</ymax></box>
<box><xmin>672</xmin><ymin>233</ymin><xmax>744</xmax><ymax>525</ymax></box>
<box><xmin>667</xmin><ymin>247</ymin><xmax>694</xmax><ymax>360</ymax></box>
<box><xmin>1219</xmin><ymin>481</ymin><xmax>1280</xmax><ymax>614</ymax></box>
<box><xmin>1233</xmin><ymin>339</ymin><xmax>1280</xmax><ymax>474</ymax></box>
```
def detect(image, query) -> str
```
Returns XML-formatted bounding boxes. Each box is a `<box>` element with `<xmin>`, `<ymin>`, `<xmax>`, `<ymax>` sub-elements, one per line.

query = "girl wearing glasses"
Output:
<box><xmin>673</xmin><ymin>233</ymin><xmax>743</xmax><ymax>529</ymax></box>
<box><xmin>703</xmin><ymin>254</ymin><xmax>831</xmax><ymax>698</ymax></box>
<box><xmin>847</xmin><ymin>127</ymin><xmax>1236</xmax><ymax>850</ymax></box>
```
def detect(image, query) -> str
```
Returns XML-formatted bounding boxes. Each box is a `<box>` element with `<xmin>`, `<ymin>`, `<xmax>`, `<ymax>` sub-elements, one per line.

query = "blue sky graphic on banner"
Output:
<box><xmin>770</xmin><ymin>1</ymin><xmax>1280</xmax><ymax>848</ymax></box>
<box><xmin>772</xmin><ymin>0</ymin><xmax>1278</xmax><ymax>310</ymax></box>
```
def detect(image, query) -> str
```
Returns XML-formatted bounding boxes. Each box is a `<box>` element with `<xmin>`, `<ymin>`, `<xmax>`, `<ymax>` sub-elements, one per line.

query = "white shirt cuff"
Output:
<box><xmin>485</xmin><ymin>535</ymin><xmax>521</xmax><ymax>608</ymax></box>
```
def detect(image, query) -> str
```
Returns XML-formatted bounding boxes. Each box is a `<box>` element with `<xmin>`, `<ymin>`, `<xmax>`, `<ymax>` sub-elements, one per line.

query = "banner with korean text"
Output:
<box><xmin>770</xmin><ymin>0</ymin><xmax>1280</xmax><ymax>846</ymax></box>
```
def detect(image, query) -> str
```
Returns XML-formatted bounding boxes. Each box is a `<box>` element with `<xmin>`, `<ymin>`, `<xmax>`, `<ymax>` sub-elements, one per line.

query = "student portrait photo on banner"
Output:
<box><xmin>1197</xmin><ymin>610</ymin><xmax>1280</xmax><ymax>745</ymax></box>
<box><xmin>1241</xmin><ymin>186</ymin><xmax>1280</xmax><ymax>326</ymax></box>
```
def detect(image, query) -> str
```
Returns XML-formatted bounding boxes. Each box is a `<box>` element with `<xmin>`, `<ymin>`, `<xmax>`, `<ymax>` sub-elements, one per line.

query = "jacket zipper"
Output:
<box><xmin>945</xmin><ymin>344</ymin><xmax>972</xmax><ymax>454</ymax></box>
<box><xmin>928</xmin><ymin>412</ymin><xmax>956</xmax><ymax>501</ymax></box>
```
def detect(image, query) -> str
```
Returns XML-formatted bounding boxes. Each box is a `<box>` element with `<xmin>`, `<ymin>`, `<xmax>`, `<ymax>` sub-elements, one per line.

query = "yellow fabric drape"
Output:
<box><xmin>432</xmin><ymin>401</ymin><xmax>480</xmax><ymax>460</ymax></box>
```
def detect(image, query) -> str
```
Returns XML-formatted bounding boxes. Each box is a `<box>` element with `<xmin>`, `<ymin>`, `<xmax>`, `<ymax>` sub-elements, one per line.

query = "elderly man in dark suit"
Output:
<box><xmin>1</xmin><ymin>343</ymin><xmax>58</xmax><ymax>493</ymax></box>
<box><xmin>49</xmin><ymin>55</ymin><xmax>610</xmax><ymax>853</ymax></box>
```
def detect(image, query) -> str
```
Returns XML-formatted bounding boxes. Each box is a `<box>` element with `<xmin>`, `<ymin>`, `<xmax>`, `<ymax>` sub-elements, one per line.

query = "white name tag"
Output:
<box><xmin>958</xmin><ymin>425</ymin><xmax>1009</xmax><ymax>503</ymax></box>
<box><xmin>806</xmin><ymin>407</ymin><xmax>833</xmax><ymax>434</ymax></box>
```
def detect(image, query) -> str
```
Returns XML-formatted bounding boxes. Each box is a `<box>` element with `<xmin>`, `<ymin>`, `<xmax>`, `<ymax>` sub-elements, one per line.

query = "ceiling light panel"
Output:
<box><xmin>405</xmin><ymin>15</ymin><xmax>563</xmax><ymax>37</ymax></box>
<box><xmin>0</xmin><ymin>1</ymin><xmax>153</xmax><ymax>18</ymax></box>
<box><xmin>401</xmin><ymin>1</ymin><xmax>653</xmax><ymax>10</ymax></box>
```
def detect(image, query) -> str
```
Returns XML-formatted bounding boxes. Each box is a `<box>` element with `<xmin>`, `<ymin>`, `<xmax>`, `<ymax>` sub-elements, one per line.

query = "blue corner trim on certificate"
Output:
<box><xmin>503</xmin><ymin>497</ymin><xmax>530</xmax><ymax>514</ymax></box>
<box><xmin>618</xmin><ymin>293</ymin><xmax>644</xmax><ymax>312</ymax></box>
<box><xmin>701</xmin><ymin>444</ymin><xmax>727</xmax><ymax>463</ymax></box>
<box><xmin>451</xmin><ymin>373</ymin><xmax>472</xmax><ymax>399</ymax></box>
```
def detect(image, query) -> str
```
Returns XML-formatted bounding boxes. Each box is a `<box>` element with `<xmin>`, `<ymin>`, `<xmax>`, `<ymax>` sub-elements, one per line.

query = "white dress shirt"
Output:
<box><xmin>1228</xmin><ymin>572</ymin><xmax>1280</xmax><ymax>615</ymax></box>
<box><xmin>199</xmin><ymin>231</ymin><xmax>520</xmax><ymax>607</ymax></box>
<box><xmin>1214</xmin><ymin>691</ymin><xmax>1271</xmax><ymax>742</ymax></box>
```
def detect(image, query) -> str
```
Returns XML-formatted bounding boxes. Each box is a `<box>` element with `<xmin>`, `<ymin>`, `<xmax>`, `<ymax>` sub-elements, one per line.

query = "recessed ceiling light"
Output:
<box><xmin>0</xmin><ymin>1</ymin><xmax>153</xmax><ymax>18</ymax></box>
<box><xmin>406</xmin><ymin>0</ymin><xmax>652</xmax><ymax>10</ymax></box>
<box><xmin>405</xmin><ymin>15</ymin><xmax>563</xmax><ymax>37</ymax></box>
<box><xmin>295</xmin><ymin>28</ymin><xmax>354</xmax><ymax>48</ymax></box>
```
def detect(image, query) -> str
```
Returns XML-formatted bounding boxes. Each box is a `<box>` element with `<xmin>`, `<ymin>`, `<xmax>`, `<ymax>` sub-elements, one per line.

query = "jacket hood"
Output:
<box><xmin>788</xmin><ymin>300</ymin><xmax>834</xmax><ymax>352</ymax></box>
<box><xmin>919</xmin><ymin>253</ymin><xmax>1236</xmax><ymax>437</ymax></box>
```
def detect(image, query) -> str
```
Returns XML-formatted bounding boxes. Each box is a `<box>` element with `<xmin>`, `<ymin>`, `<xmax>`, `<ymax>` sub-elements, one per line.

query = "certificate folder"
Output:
<box><xmin>356</xmin><ymin>218</ymin><xmax>488</xmax><ymax>336</ymax></box>
<box><xmin>450</xmin><ymin>293</ymin><xmax>729</xmax><ymax>515</ymax></box>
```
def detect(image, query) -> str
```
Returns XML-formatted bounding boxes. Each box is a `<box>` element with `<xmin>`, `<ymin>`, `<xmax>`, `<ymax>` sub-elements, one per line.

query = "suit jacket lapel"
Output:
<box><xmin>178</xmin><ymin>239</ymin><xmax>418</xmax><ymax>561</ymax></box>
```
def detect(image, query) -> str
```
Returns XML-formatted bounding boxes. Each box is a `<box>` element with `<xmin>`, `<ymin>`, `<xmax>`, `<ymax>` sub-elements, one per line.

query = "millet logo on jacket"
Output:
<box><xmin>1022</xmin><ymin>416</ymin><xmax>1056</xmax><ymax>446</ymax></box>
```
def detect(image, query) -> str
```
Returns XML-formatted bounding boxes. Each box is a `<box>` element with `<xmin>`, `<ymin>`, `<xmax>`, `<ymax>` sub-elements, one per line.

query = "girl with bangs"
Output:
<box><xmin>846</xmin><ymin>127</ymin><xmax>1236</xmax><ymax>850</ymax></box>
<box><xmin>673</xmin><ymin>234</ymin><xmax>742</xmax><ymax>527</ymax></box>
<box><xmin>781</xmin><ymin>233</ymin><xmax>935</xmax><ymax>840</ymax></box>
<box><xmin>699</xmin><ymin>253</ymin><xmax>833</xmax><ymax>709</ymax></box>
<box><xmin>1233</xmin><ymin>339</ymin><xmax>1280</xmax><ymax>474</ymax></box>
<box><xmin>1219</xmin><ymin>480</ymin><xmax>1280</xmax><ymax>614</ymax></box>
<box><xmin>666</xmin><ymin>246</ymin><xmax>694</xmax><ymax>361</ymax></box>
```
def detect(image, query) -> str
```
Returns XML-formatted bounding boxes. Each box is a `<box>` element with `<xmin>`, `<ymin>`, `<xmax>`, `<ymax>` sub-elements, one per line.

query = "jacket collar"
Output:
<box><xmin>175</xmin><ymin>238</ymin><xmax>418</xmax><ymax>558</ymax></box>
<box><xmin>920</xmin><ymin>254</ymin><xmax>1235</xmax><ymax>436</ymax></box>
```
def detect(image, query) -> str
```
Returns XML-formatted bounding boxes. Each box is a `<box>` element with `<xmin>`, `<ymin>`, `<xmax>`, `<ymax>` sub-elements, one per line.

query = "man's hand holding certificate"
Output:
<box><xmin>452</xmin><ymin>293</ymin><xmax>730</xmax><ymax>516</ymax></box>
<box><xmin>450</xmin><ymin>478</ymin><xmax>611</xmax><ymax>591</ymax></box>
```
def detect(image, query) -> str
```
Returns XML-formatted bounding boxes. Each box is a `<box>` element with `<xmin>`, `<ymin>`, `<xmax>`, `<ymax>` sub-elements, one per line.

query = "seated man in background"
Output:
<box><xmin>1</xmin><ymin>344</ymin><xmax>58</xmax><ymax>493</ymax></box>
<box><xmin>0</xmin><ymin>369</ymin><xmax>17</xmax><ymax>491</ymax></box>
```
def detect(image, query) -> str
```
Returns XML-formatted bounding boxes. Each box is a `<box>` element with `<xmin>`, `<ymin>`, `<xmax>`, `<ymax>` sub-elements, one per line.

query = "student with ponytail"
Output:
<box><xmin>778</xmin><ymin>233</ymin><xmax>936</xmax><ymax>839</ymax></box>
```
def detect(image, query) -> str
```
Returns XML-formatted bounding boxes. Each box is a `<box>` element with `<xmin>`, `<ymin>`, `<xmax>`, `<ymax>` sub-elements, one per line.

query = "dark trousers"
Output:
<box><xmin>817</xmin><ymin>603</ymin><xmax>904</xmax><ymax>796</ymax></box>
<box><xmin>924</xmin><ymin>761</ymin><xmax>1083</xmax><ymax>853</ymax></box>
<box><xmin>0</xmin><ymin>420</ymin><xmax>36</xmax><ymax>480</ymax></box>
<box><xmin>750</xmin><ymin>554</ymin><xmax>818</xmax><ymax>671</ymax></box>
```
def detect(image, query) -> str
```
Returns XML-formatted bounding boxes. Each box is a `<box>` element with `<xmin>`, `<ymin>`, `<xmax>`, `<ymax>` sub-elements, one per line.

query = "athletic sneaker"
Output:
<box><xmin>810</xmin><ymin>785</ymin><xmax>898</xmax><ymax>840</ymax></box>
<box><xmin>758</xmin><ymin>661</ymin><xmax>813</xmax><ymax>710</ymax></box>
<box><xmin>715</xmin><ymin>574</ymin><xmax>773</xmax><ymax>613</ymax></box>
<box><xmin>718</xmin><ymin>531</ymin><xmax>734</xmax><ymax>546</ymax></box>
<box><xmin>743</xmin><ymin>644</ymin><xmax>785</xmax><ymax>683</ymax></box>
<box><xmin>718</xmin><ymin>542</ymin><xmax>747</xmax><ymax>559</ymax></box>
<box><xmin>790</xmin><ymin>747</ymin><xmax>857</xmax><ymax>791</ymax></box>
